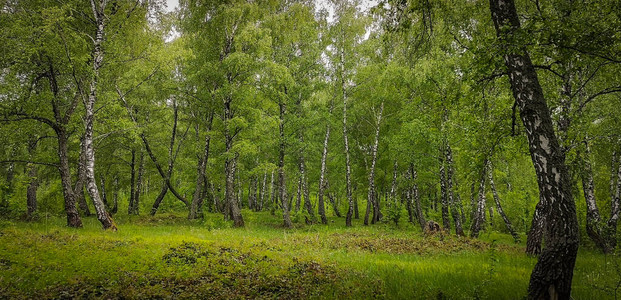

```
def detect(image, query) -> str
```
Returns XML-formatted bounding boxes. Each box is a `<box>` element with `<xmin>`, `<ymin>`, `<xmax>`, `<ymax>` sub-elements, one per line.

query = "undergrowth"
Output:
<box><xmin>0</xmin><ymin>211</ymin><xmax>615</xmax><ymax>299</ymax></box>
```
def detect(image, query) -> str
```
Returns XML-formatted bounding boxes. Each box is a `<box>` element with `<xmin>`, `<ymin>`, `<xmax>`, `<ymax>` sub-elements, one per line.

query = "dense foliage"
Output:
<box><xmin>1</xmin><ymin>0</ymin><xmax>620</xmax><ymax>298</ymax></box>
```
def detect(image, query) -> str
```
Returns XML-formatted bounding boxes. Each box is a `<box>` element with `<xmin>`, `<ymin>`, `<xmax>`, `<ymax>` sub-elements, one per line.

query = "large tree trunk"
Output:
<box><xmin>489</xmin><ymin>1</ymin><xmax>579</xmax><ymax>297</ymax></box>
<box><xmin>57</xmin><ymin>129</ymin><xmax>82</xmax><ymax>228</ymax></box>
<box><xmin>526</xmin><ymin>200</ymin><xmax>545</xmax><ymax>256</ymax></box>
<box><xmin>84</xmin><ymin>0</ymin><xmax>115</xmax><ymax>230</ymax></box>
<box><xmin>470</xmin><ymin>162</ymin><xmax>487</xmax><ymax>238</ymax></box>
<box><xmin>446</xmin><ymin>145</ymin><xmax>464</xmax><ymax>236</ymax></box>
<box><xmin>278</xmin><ymin>101</ymin><xmax>293</xmax><ymax>228</ymax></box>
<box><xmin>223</xmin><ymin>95</ymin><xmax>244</xmax><ymax>227</ymax></box>
<box><xmin>189</xmin><ymin>114</ymin><xmax>213</xmax><ymax>219</ymax></box>
<box><xmin>488</xmin><ymin>161</ymin><xmax>520</xmax><ymax>242</ymax></box>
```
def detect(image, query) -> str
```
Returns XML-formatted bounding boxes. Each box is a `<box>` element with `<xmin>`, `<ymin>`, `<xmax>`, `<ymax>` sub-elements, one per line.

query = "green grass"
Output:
<box><xmin>0</xmin><ymin>211</ymin><xmax>618</xmax><ymax>299</ymax></box>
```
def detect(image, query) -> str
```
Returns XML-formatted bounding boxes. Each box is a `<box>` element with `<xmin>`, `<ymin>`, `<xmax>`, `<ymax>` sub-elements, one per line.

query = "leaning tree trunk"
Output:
<box><xmin>328</xmin><ymin>192</ymin><xmax>342</xmax><ymax>217</ymax></box>
<box><xmin>144</xmin><ymin>101</ymin><xmax>189</xmax><ymax>215</ymax></box>
<box><xmin>446</xmin><ymin>144</ymin><xmax>464</xmax><ymax>236</ymax></box>
<box><xmin>578</xmin><ymin>141</ymin><xmax>610</xmax><ymax>253</ymax></box>
<box><xmin>489</xmin><ymin>0</ymin><xmax>579</xmax><ymax>297</ymax></box>
<box><xmin>278</xmin><ymin>101</ymin><xmax>293</xmax><ymax>228</ymax></box>
<box><xmin>84</xmin><ymin>0</ymin><xmax>115</xmax><ymax>230</ymax></box>
<box><xmin>470</xmin><ymin>162</ymin><xmax>487</xmax><ymax>238</ymax></box>
<box><xmin>488</xmin><ymin>161</ymin><xmax>520</xmax><ymax>242</ymax></box>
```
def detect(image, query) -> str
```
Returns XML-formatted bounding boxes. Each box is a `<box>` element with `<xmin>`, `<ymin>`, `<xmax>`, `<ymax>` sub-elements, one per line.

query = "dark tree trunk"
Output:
<box><xmin>57</xmin><ymin>129</ymin><xmax>82</xmax><ymax>228</ymax></box>
<box><xmin>488</xmin><ymin>161</ymin><xmax>520</xmax><ymax>242</ymax></box>
<box><xmin>129</xmin><ymin>150</ymin><xmax>136</xmax><ymax>214</ymax></box>
<box><xmin>410</xmin><ymin>163</ymin><xmax>426</xmax><ymax>231</ymax></box>
<box><xmin>328</xmin><ymin>192</ymin><xmax>342</xmax><ymax>217</ymax></box>
<box><xmin>133</xmin><ymin>153</ymin><xmax>144</xmax><ymax>215</ymax></box>
<box><xmin>100</xmin><ymin>176</ymin><xmax>107</xmax><ymax>209</ymax></box>
<box><xmin>151</xmin><ymin>184</ymin><xmax>168</xmax><ymax>216</ymax></box>
<box><xmin>25</xmin><ymin>139</ymin><xmax>38</xmax><ymax>219</ymax></box>
<box><xmin>446</xmin><ymin>145</ymin><xmax>464</xmax><ymax>236</ymax></box>
<box><xmin>526</xmin><ymin>200</ymin><xmax>545</xmax><ymax>256</ymax></box>
<box><xmin>111</xmin><ymin>176</ymin><xmax>118</xmax><ymax>214</ymax></box>
<box><xmin>269</xmin><ymin>170</ymin><xmax>275</xmax><ymax>213</ymax></box>
<box><xmin>440</xmin><ymin>156</ymin><xmax>450</xmax><ymax>231</ymax></box>
<box><xmin>405</xmin><ymin>178</ymin><xmax>414</xmax><ymax>224</ymax></box>
<box><xmin>489</xmin><ymin>0</ymin><xmax>579</xmax><ymax>297</ymax></box>
<box><xmin>278</xmin><ymin>101</ymin><xmax>293</xmax><ymax>228</ymax></box>
<box><xmin>221</xmin><ymin>92</ymin><xmax>244</xmax><ymax>227</ymax></box>
<box><xmin>259</xmin><ymin>171</ymin><xmax>267</xmax><ymax>211</ymax></box>
<box><xmin>75</xmin><ymin>141</ymin><xmax>91</xmax><ymax>217</ymax></box>
<box><xmin>26</xmin><ymin>163</ymin><xmax>38</xmax><ymax>219</ymax></box>
<box><xmin>142</xmin><ymin>101</ymin><xmax>189</xmax><ymax>215</ymax></box>
<box><xmin>607</xmin><ymin>153</ymin><xmax>621</xmax><ymax>250</ymax></box>
<box><xmin>189</xmin><ymin>114</ymin><xmax>213</xmax><ymax>219</ymax></box>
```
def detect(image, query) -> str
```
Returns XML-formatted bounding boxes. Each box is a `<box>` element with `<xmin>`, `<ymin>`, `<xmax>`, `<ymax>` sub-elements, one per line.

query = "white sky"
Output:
<box><xmin>163</xmin><ymin>0</ymin><xmax>378</xmax><ymax>15</ymax></box>
<box><xmin>165</xmin><ymin>0</ymin><xmax>178</xmax><ymax>12</ymax></box>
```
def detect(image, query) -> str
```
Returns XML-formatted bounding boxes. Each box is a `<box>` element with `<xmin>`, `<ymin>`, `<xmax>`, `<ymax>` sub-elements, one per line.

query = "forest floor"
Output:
<box><xmin>0</xmin><ymin>211</ymin><xmax>617</xmax><ymax>299</ymax></box>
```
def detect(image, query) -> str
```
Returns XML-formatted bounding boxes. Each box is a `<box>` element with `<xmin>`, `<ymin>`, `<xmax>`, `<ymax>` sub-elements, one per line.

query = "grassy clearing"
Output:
<box><xmin>0</xmin><ymin>211</ymin><xmax>618</xmax><ymax>299</ymax></box>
